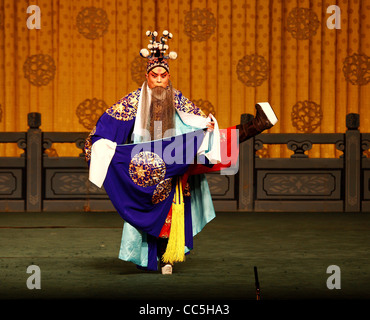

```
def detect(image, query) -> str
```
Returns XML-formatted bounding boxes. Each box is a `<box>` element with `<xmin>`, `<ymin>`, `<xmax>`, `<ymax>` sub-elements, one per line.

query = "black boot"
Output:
<box><xmin>237</xmin><ymin>102</ymin><xmax>278</xmax><ymax>143</ymax></box>
<box><xmin>157</xmin><ymin>237</ymin><xmax>168</xmax><ymax>267</ymax></box>
<box><xmin>157</xmin><ymin>237</ymin><xmax>173</xmax><ymax>274</ymax></box>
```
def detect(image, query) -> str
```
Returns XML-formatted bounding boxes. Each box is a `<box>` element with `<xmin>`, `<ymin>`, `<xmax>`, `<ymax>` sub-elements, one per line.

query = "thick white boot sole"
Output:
<box><xmin>257</xmin><ymin>102</ymin><xmax>278</xmax><ymax>126</ymax></box>
<box><xmin>161</xmin><ymin>264</ymin><xmax>173</xmax><ymax>275</ymax></box>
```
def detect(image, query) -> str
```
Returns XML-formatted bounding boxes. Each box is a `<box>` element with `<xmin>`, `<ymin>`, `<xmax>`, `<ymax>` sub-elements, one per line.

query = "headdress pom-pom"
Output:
<box><xmin>169</xmin><ymin>51</ymin><xmax>178</xmax><ymax>60</ymax></box>
<box><xmin>140</xmin><ymin>30</ymin><xmax>177</xmax><ymax>64</ymax></box>
<box><xmin>140</xmin><ymin>48</ymin><xmax>150</xmax><ymax>58</ymax></box>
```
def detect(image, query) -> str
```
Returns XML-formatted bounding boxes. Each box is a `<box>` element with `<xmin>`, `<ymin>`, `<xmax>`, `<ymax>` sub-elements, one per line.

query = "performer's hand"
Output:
<box><xmin>206</xmin><ymin>114</ymin><xmax>215</xmax><ymax>132</ymax></box>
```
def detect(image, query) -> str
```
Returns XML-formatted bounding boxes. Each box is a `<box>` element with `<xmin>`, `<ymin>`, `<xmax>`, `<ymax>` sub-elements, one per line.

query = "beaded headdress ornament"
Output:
<box><xmin>140</xmin><ymin>30</ymin><xmax>177</xmax><ymax>74</ymax></box>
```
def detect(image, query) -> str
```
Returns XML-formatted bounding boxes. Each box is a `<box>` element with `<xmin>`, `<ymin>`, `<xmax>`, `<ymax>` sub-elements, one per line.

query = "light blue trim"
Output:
<box><xmin>189</xmin><ymin>174</ymin><xmax>216</xmax><ymax>237</ymax></box>
<box><xmin>118</xmin><ymin>222</ymin><xmax>149</xmax><ymax>267</ymax></box>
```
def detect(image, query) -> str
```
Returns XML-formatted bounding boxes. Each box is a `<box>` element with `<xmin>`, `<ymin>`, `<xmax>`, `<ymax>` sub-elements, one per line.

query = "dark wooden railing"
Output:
<box><xmin>0</xmin><ymin>112</ymin><xmax>369</xmax><ymax>212</ymax></box>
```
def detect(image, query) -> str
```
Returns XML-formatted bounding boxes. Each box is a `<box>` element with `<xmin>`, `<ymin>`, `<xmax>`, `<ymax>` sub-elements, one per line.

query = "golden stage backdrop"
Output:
<box><xmin>0</xmin><ymin>0</ymin><xmax>369</xmax><ymax>158</ymax></box>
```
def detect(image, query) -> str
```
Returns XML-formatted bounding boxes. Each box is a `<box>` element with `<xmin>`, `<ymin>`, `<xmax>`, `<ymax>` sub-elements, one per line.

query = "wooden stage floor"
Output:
<box><xmin>1</xmin><ymin>211</ymin><xmax>370</xmax><ymax>307</ymax></box>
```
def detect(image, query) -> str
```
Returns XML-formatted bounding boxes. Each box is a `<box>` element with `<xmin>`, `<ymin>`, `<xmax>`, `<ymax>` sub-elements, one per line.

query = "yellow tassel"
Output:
<box><xmin>162</xmin><ymin>177</ymin><xmax>185</xmax><ymax>264</ymax></box>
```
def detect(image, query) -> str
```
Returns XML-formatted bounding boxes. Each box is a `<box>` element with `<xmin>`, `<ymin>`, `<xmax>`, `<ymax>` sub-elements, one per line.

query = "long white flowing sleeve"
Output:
<box><xmin>89</xmin><ymin>138</ymin><xmax>117</xmax><ymax>188</ymax></box>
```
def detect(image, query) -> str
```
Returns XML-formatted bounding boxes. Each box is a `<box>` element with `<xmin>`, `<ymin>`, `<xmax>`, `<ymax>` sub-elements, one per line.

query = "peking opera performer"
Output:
<box><xmin>84</xmin><ymin>30</ymin><xmax>278</xmax><ymax>275</ymax></box>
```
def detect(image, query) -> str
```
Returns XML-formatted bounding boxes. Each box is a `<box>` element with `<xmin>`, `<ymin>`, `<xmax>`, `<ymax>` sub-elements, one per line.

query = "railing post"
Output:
<box><xmin>238</xmin><ymin>113</ymin><xmax>255</xmax><ymax>211</ymax></box>
<box><xmin>26</xmin><ymin>112</ymin><xmax>42</xmax><ymax>212</ymax></box>
<box><xmin>345</xmin><ymin>113</ymin><xmax>361</xmax><ymax>212</ymax></box>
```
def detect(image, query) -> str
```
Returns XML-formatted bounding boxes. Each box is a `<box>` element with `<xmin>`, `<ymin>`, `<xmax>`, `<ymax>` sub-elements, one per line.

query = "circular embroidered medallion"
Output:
<box><xmin>152</xmin><ymin>178</ymin><xmax>172</xmax><ymax>204</ymax></box>
<box><xmin>129</xmin><ymin>152</ymin><xmax>166</xmax><ymax>187</ymax></box>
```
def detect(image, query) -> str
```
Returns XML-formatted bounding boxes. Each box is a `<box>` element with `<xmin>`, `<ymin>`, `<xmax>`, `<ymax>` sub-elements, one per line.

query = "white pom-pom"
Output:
<box><xmin>163</xmin><ymin>30</ymin><xmax>169</xmax><ymax>36</ymax></box>
<box><xmin>158</xmin><ymin>44</ymin><xmax>163</xmax><ymax>50</ymax></box>
<box><xmin>168</xmin><ymin>33</ymin><xmax>173</xmax><ymax>39</ymax></box>
<box><xmin>153</xmin><ymin>31</ymin><xmax>158</xmax><ymax>36</ymax></box>
<box><xmin>147</xmin><ymin>44</ymin><xmax>153</xmax><ymax>49</ymax></box>
<box><xmin>146</xmin><ymin>30</ymin><xmax>151</xmax><ymax>36</ymax></box>
<box><xmin>169</xmin><ymin>51</ymin><xmax>177</xmax><ymax>60</ymax></box>
<box><xmin>140</xmin><ymin>48</ymin><xmax>150</xmax><ymax>58</ymax></box>
<box><xmin>164</xmin><ymin>44</ymin><xmax>169</xmax><ymax>50</ymax></box>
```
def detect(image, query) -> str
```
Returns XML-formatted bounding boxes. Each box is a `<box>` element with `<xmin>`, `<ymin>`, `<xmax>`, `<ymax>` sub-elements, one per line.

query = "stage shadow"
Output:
<box><xmin>86</xmin><ymin>257</ymin><xmax>159</xmax><ymax>275</ymax></box>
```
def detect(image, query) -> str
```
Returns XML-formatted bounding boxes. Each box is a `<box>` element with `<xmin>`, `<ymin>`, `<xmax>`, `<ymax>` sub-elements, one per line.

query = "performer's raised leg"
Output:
<box><xmin>237</xmin><ymin>103</ymin><xmax>278</xmax><ymax>143</ymax></box>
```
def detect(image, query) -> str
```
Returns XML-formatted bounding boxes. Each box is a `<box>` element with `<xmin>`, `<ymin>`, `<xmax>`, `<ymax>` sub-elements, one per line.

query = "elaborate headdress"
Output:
<box><xmin>140</xmin><ymin>30</ymin><xmax>177</xmax><ymax>74</ymax></box>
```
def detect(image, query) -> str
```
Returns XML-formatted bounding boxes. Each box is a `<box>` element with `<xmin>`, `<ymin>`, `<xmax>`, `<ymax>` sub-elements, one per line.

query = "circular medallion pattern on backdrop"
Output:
<box><xmin>236</xmin><ymin>54</ymin><xmax>268</xmax><ymax>87</ymax></box>
<box><xmin>131</xmin><ymin>56</ymin><xmax>147</xmax><ymax>86</ymax></box>
<box><xmin>23</xmin><ymin>54</ymin><xmax>56</xmax><ymax>87</ymax></box>
<box><xmin>287</xmin><ymin>7</ymin><xmax>320</xmax><ymax>40</ymax></box>
<box><xmin>76</xmin><ymin>7</ymin><xmax>110</xmax><ymax>40</ymax></box>
<box><xmin>291</xmin><ymin>100</ymin><xmax>323</xmax><ymax>133</ymax></box>
<box><xmin>76</xmin><ymin>98</ymin><xmax>107</xmax><ymax>130</ymax></box>
<box><xmin>342</xmin><ymin>53</ymin><xmax>370</xmax><ymax>86</ymax></box>
<box><xmin>191</xmin><ymin>99</ymin><xmax>216</xmax><ymax>117</ymax></box>
<box><xmin>184</xmin><ymin>8</ymin><xmax>216</xmax><ymax>41</ymax></box>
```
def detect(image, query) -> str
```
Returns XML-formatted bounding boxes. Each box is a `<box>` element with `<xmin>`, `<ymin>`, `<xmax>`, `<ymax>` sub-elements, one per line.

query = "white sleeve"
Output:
<box><xmin>89</xmin><ymin>138</ymin><xmax>117</xmax><ymax>188</ymax></box>
<box><xmin>197</xmin><ymin>113</ymin><xmax>221</xmax><ymax>164</ymax></box>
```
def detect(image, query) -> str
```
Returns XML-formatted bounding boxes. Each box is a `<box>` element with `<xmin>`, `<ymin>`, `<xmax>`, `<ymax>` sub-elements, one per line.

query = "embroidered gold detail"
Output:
<box><xmin>165</xmin><ymin>214</ymin><xmax>172</xmax><ymax>224</ymax></box>
<box><xmin>106</xmin><ymin>89</ymin><xmax>140</xmax><ymax>121</ymax></box>
<box><xmin>135</xmin><ymin>164</ymin><xmax>146</xmax><ymax>179</ymax></box>
<box><xmin>152</xmin><ymin>178</ymin><xmax>172</xmax><ymax>204</ymax></box>
<box><xmin>183</xmin><ymin>182</ymin><xmax>191</xmax><ymax>197</ymax></box>
<box><xmin>129</xmin><ymin>151</ymin><xmax>166</xmax><ymax>187</ymax></box>
<box><xmin>84</xmin><ymin>126</ymin><xmax>96</xmax><ymax>162</ymax></box>
<box><xmin>174</xmin><ymin>90</ymin><xmax>207</xmax><ymax>118</ymax></box>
